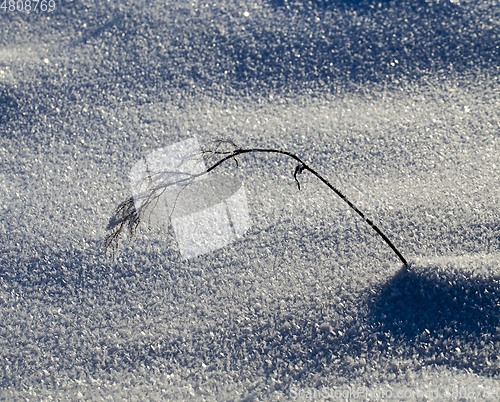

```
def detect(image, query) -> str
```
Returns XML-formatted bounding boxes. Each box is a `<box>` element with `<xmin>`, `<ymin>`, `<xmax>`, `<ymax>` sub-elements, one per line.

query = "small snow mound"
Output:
<box><xmin>410</xmin><ymin>253</ymin><xmax>500</xmax><ymax>277</ymax></box>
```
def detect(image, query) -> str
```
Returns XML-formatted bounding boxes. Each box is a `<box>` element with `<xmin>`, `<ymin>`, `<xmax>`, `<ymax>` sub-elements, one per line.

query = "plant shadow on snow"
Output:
<box><xmin>368</xmin><ymin>264</ymin><xmax>500</xmax><ymax>375</ymax></box>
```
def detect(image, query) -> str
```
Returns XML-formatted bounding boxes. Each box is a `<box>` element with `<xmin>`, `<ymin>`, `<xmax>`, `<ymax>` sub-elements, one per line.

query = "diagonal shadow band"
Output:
<box><xmin>369</xmin><ymin>264</ymin><xmax>500</xmax><ymax>339</ymax></box>
<box><xmin>365</xmin><ymin>262</ymin><xmax>500</xmax><ymax>375</ymax></box>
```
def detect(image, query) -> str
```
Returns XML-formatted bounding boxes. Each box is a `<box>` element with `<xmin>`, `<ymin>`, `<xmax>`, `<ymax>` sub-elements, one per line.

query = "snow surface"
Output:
<box><xmin>1</xmin><ymin>0</ymin><xmax>500</xmax><ymax>400</ymax></box>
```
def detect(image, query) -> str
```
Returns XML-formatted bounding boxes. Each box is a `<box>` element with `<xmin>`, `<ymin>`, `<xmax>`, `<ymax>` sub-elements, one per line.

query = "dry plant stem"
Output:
<box><xmin>106</xmin><ymin>145</ymin><xmax>408</xmax><ymax>266</ymax></box>
<box><xmin>206</xmin><ymin>148</ymin><xmax>408</xmax><ymax>266</ymax></box>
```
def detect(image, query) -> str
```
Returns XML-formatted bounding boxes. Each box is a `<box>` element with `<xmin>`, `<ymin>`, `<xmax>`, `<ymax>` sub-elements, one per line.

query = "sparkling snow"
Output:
<box><xmin>1</xmin><ymin>0</ymin><xmax>499</xmax><ymax>400</ymax></box>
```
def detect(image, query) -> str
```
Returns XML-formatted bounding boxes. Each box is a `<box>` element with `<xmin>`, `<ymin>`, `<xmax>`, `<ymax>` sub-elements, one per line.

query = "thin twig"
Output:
<box><xmin>105</xmin><ymin>141</ymin><xmax>408</xmax><ymax>266</ymax></box>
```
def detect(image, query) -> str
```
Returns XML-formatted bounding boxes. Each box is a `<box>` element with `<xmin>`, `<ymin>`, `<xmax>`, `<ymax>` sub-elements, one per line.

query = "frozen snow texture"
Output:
<box><xmin>1</xmin><ymin>0</ymin><xmax>500</xmax><ymax>399</ymax></box>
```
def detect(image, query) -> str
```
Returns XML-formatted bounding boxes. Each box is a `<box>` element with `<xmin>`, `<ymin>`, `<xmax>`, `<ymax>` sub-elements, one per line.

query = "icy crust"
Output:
<box><xmin>1</xmin><ymin>85</ymin><xmax>499</xmax><ymax>400</ymax></box>
<box><xmin>1</xmin><ymin>84</ymin><xmax>499</xmax><ymax>400</ymax></box>
<box><xmin>1</xmin><ymin>249</ymin><xmax>500</xmax><ymax>400</ymax></box>
<box><xmin>369</xmin><ymin>255</ymin><xmax>500</xmax><ymax>374</ymax></box>
<box><xmin>3</xmin><ymin>0</ymin><xmax>500</xmax><ymax>97</ymax></box>
<box><xmin>1</xmin><ymin>0</ymin><xmax>499</xmax><ymax>399</ymax></box>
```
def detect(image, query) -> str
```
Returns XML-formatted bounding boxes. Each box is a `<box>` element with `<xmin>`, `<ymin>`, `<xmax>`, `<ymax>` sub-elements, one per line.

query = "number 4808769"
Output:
<box><xmin>1</xmin><ymin>0</ymin><xmax>56</xmax><ymax>12</ymax></box>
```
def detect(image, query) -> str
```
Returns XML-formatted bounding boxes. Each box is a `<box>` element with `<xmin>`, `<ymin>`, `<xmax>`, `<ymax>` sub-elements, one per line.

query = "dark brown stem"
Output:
<box><xmin>106</xmin><ymin>144</ymin><xmax>408</xmax><ymax>266</ymax></box>
<box><xmin>205</xmin><ymin>147</ymin><xmax>408</xmax><ymax>266</ymax></box>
